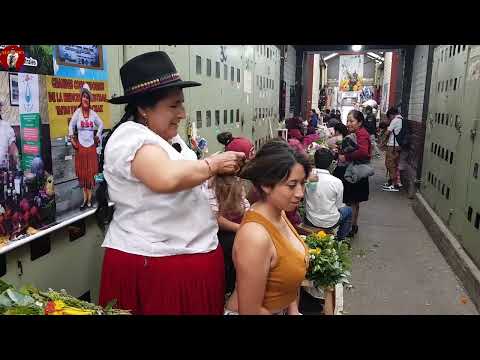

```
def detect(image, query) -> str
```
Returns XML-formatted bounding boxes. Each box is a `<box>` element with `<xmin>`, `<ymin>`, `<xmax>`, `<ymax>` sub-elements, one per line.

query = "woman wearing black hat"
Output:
<box><xmin>96</xmin><ymin>51</ymin><xmax>245</xmax><ymax>315</ymax></box>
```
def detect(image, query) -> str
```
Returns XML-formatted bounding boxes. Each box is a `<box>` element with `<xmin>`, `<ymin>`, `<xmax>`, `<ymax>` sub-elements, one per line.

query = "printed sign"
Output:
<box><xmin>0</xmin><ymin>45</ymin><xmax>53</xmax><ymax>75</ymax></box>
<box><xmin>18</xmin><ymin>73</ymin><xmax>39</xmax><ymax>114</ymax></box>
<box><xmin>46</xmin><ymin>76</ymin><xmax>111</xmax><ymax>139</ymax></box>
<box><xmin>19</xmin><ymin>113</ymin><xmax>41</xmax><ymax>170</ymax></box>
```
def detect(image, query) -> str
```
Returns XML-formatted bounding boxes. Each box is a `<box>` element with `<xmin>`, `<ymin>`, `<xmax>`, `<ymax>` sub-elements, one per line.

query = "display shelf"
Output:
<box><xmin>0</xmin><ymin>202</ymin><xmax>114</xmax><ymax>256</ymax></box>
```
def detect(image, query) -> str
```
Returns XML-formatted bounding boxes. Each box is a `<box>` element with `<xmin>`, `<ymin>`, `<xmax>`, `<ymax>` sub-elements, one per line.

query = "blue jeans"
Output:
<box><xmin>336</xmin><ymin>206</ymin><xmax>353</xmax><ymax>240</ymax></box>
<box><xmin>303</xmin><ymin>207</ymin><xmax>352</xmax><ymax>240</ymax></box>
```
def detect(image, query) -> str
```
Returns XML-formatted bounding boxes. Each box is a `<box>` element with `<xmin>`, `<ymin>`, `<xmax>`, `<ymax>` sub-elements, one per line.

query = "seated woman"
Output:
<box><xmin>224</xmin><ymin>140</ymin><xmax>311</xmax><ymax>315</ymax></box>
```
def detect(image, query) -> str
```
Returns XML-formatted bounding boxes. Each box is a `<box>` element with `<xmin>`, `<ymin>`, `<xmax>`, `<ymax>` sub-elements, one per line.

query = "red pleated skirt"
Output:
<box><xmin>99</xmin><ymin>246</ymin><xmax>225</xmax><ymax>315</ymax></box>
<box><xmin>75</xmin><ymin>144</ymin><xmax>98</xmax><ymax>189</ymax></box>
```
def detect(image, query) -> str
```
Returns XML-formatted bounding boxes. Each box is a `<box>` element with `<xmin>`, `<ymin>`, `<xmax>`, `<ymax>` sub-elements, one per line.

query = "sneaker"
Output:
<box><xmin>382</xmin><ymin>185</ymin><xmax>400</xmax><ymax>192</ymax></box>
<box><xmin>382</xmin><ymin>182</ymin><xmax>392</xmax><ymax>188</ymax></box>
<box><xmin>79</xmin><ymin>202</ymin><xmax>87</xmax><ymax>210</ymax></box>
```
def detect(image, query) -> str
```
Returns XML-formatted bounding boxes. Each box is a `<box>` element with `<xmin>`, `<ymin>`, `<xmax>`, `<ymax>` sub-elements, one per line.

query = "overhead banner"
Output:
<box><xmin>339</xmin><ymin>55</ymin><xmax>364</xmax><ymax>92</ymax></box>
<box><xmin>46</xmin><ymin>76</ymin><xmax>111</xmax><ymax>139</ymax></box>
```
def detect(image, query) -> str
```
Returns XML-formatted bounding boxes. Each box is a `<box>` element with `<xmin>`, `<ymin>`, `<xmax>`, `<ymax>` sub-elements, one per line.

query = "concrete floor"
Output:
<box><xmin>343</xmin><ymin>158</ymin><xmax>478</xmax><ymax>315</ymax></box>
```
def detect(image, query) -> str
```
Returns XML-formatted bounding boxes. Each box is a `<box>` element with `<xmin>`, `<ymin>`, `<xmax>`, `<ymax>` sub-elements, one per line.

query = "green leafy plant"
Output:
<box><xmin>305</xmin><ymin>231</ymin><xmax>351</xmax><ymax>289</ymax></box>
<box><xmin>0</xmin><ymin>280</ymin><xmax>130</xmax><ymax>315</ymax></box>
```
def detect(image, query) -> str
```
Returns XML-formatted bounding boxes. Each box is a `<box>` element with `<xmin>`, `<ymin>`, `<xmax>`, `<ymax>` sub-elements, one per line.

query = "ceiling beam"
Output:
<box><xmin>293</xmin><ymin>45</ymin><xmax>411</xmax><ymax>53</ymax></box>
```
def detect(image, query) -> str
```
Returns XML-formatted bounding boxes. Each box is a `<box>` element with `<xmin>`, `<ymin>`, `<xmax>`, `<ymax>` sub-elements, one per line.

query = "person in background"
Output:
<box><xmin>224</xmin><ymin>140</ymin><xmax>310</xmax><ymax>315</ymax></box>
<box><xmin>286</xmin><ymin>116</ymin><xmax>306</xmax><ymax>137</ymax></box>
<box><xmin>96</xmin><ymin>51</ymin><xmax>245</xmax><ymax>315</ymax></box>
<box><xmin>327</xmin><ymin>112</ymin><xmax>341</xmax><ymax>128</ymax></box>
<box><xmin>304</xmin><ymin>148</ymin><xmax>352</xmax><ymax>240</ymax></box>
<box><xmin>363</xmin><ymin>105</ymin><xmax>380</xmax><ymax>159</ymax></box>
<box><xmin>69</xmin><ymin>84</ymin><xmax>104</xmax><ymax>210</ymax></box>
<box><xmin>323</xmin><ymin>109</ymin><xmax>331</xmax><ymax>125</ymax></box>
<box><xmin>212</xmin><ymin>133</ymin><xmax>256</xmax><ymax>296</ymax></box>
<box><xmin>381</xmin><ymin>107</ymin><xmax>403</xmax><ymax>192</ymax></box>
<box><xmin>217</xmin><ymin>132</ymin><xmax>256</xmax><ymax>160</ymax></box>
<box><xmin>327</xmin><ymin>122</ymin><xmax>348</xmax><ymax>152</ymax></box>
<box><xmin>310</xmin><ymin>109</ymin><xmax>319</xmax><ymax>129</ymax></box>
<box><xmin>0</xmin><ymin>100</ymin><xmax>19</xmax><ymax>169</ymax></box>
<box><xmin>207</xmin><ymin>175</ymin><xmax>250</xmax><ymax>296</ymax></box>
<box><xmin>336</xmin><ymin>110</ymin><xmax>371</xmax><ymax>237</ymax></box>
<box><xmin>335</xmin><ymin>109</ymin><xmax>341</xmax><ymax>120</ymax></box>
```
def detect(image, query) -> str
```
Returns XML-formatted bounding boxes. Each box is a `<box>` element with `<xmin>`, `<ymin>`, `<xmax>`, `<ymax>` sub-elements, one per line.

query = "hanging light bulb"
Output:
<box><xmin>352</xmin><ymin>45</ymin><xmax>363</xmax><ymax>52</ymax></box>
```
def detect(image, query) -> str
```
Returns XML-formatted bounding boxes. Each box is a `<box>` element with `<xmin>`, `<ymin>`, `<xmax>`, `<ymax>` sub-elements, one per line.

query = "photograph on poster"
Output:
<box><xmin>8</xmin><ymin>73</ymin><xmax>18</xmax><ymax>106</ymax></box>
<box><xmin>0</xmin><ymin>45</ymin><xmax>54</xmax><ymax>75</ymax></box>
<box><xmin>55</xmin><ymin>46</ymin><xmax>103</xmax><ymax>69</ymax></box>
<box><xmin>0</xmin><ymin>72</ymin><xmax>56</xmax><ymax>244</ymax></box>
<box><xmin>53</xmin><ymin>46</ymin><xmax>108</xmax><ymax>81</ymax></box>
<box><xmin>46</xmin><ymin>75</ymin><xmax>111</xmax><ymax>218</ymax></box>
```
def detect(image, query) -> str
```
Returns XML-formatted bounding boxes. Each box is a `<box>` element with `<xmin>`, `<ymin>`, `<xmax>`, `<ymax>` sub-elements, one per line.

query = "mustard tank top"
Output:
<box><xmin>241</xmin><ymin>210</ymin><xmax>308</xmax><ymax>312</ymax></box>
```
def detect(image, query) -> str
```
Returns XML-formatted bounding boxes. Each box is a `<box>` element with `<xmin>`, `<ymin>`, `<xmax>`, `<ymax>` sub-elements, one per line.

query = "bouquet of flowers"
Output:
<box><xmin>0</xmin><ymin>280</ymin><xmax>131</xmax><ymax>315</ymax></box>
<box><xmin>305</xmin><ymin>231</ymin><xmax>351</xmax><ymax>290</ymax></box>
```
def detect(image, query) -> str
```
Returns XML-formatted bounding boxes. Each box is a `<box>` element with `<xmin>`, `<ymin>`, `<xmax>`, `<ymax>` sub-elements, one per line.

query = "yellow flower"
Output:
<box><xmin>317</xmin><ymin>230</ymin><xmax>327</xmax><ymax>237</ymax></box>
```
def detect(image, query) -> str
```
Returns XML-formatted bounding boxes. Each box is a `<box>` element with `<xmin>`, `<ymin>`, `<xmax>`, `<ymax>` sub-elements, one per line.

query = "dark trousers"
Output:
<box><xmin>218</xmin><ymin>230</ymin><xmax>236</xmax><ymax>294</ymax></box>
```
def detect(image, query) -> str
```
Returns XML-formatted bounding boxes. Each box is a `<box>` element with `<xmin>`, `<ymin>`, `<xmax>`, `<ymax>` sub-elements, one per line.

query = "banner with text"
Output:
<box><xmin>46</xmin><ymin>76</ymin><xmax>111</xmax><ymax>139</ymax></box>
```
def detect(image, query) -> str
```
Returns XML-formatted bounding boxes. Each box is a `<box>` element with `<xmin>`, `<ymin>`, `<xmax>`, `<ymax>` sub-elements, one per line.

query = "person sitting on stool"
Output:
<box><xmin>304</xmin><ymin>148</ymin><xmax>352</xmax><ymax>240</ymax></box>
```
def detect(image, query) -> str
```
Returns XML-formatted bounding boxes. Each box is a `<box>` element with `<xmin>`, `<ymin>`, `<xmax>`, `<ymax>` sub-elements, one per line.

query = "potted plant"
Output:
<box><xmin>303</xmin><ymin>231</ymin><xmax>351</xmax><ymax>315</ymax></box>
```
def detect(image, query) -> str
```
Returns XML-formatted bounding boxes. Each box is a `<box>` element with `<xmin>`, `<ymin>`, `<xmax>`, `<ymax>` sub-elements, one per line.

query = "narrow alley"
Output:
<box><xmin>343</xmin><ymin>158</ymin><xmax>478</xmax><ymax>315</ymax></box>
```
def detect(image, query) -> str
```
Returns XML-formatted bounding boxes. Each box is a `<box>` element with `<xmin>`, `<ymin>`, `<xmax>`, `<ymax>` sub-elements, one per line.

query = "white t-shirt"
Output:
<box><xmin>0</xmin><ymin>120</ymin><xmax>16</xmax><ymax>168</ymax></box>
<box><xmin>69</xmin><ymin>108</ymin><xmax>104</xmax><ymax>148</ymax></box>
<box><xmin>387</xmin><ymin>115</ymin><xmax>403</xmax><ymax>146</ymax></box>
<box><xmin>102</xmin><ymin>121</ymin><xmax>219</xmax><ymax>257</ymax></box>
<box><xmin>305</xmin><ymin>168</ymin><xmax>344</xmax><ymax>228</ymax></box>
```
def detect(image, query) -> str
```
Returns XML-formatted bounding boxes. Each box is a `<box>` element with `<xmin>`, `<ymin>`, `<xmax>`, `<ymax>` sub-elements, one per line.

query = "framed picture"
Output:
<box><xmin>55</xmin><ymin>45</ymin><xmax>104</xmax><ymax>70</ymax></box>
<box><xmin>9</xmin><ymin>72</ymin><xmax>19</xmax><ymax>106</ymax></box>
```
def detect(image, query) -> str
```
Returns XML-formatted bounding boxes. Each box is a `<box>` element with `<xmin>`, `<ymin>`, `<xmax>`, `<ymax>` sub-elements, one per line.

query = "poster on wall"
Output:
<box><xmin>0</xmin><ymin>45</ymin><xmax>54</xmax><ymax>75</ymax></box>
<box><xmin>339</xmin><ymin>55</ymin><xmax>364</xmax><ymax>92</ymax></box>
<box><xmin>8</xmin><ymin>73</ymin><xmax>18</xmax><ymax>106</ymax></box>
<box><xmin>0</xmin><ymin>72</ymin><xmax>56</xmax><ymax>244</ymax></box>
<box><xmin>381</xmin><ymin>82</ymin><xmax>389</xmax><ymax>113</ymax></box>
<box><xmin>53</xmin><ymin>46</ymin><xmax>108</xmax><ymax>81</ymax></box>
<box><xmin>46</xmin><ymin>75</ymin><xmax>111</xmax><ymax>218</ymax></box>
<box><xmin>18</xmin><ymin>73</ymin><xmax>41</xmax><ymax>170</ymax></box>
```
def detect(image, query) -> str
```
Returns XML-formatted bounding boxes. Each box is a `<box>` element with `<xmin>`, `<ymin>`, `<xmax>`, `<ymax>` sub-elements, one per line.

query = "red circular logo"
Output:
<box><xmin>0</xmin><ymin>45</ymin><xmax>26</xmax><ymax>72</ymax></box>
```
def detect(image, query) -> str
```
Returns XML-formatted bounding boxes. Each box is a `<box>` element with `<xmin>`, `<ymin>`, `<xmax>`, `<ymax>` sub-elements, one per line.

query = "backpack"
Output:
<box><xmin>393</xmin><ymin>116</ymin><xmax>410</xmax><ymax>148</ymax></box>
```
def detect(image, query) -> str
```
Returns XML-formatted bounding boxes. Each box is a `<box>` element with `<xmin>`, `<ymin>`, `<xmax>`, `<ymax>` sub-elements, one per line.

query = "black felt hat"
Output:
<box><xmin>108</xmin><ymin>51</ymin><xmax>201</xmax><ymax>104</ymax></box>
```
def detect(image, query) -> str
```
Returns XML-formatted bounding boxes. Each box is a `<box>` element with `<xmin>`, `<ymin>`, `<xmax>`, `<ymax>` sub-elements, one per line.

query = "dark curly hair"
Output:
<box><xmin>239</xmin><ymin>139</ymin><xmax>311</xmax><ymax>199</ymax></box>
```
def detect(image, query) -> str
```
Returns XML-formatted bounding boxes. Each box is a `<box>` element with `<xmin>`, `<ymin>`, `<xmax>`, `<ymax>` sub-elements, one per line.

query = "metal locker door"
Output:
<box><xmin>452</xmin><ymin>45</ymin><xmax>480</xmax><ymax>267</ymax></box>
